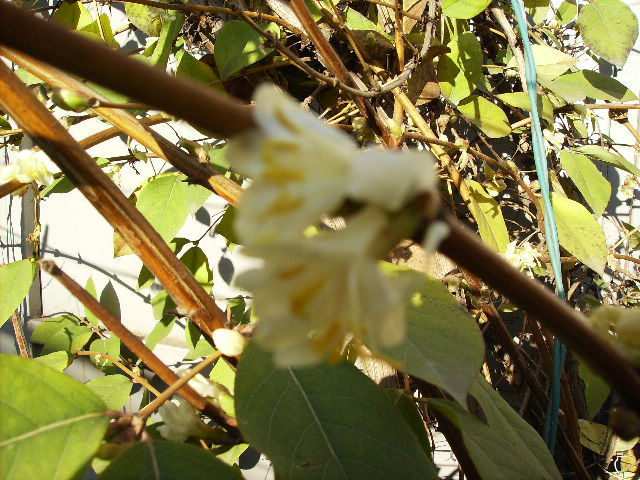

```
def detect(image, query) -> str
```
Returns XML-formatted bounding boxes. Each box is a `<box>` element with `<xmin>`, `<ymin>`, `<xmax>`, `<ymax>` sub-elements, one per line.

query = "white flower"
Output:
<box><xmin>212</xmin><ymin>328</ymin><xmax>247</xmax><ymax>357</ymax></box>
<box><xmin>0</xmin><ymin>149</ymin><xmax>58</xmax><ymax>187</ymax></box>
<box><xmin>226</xmin><ymin>84</ymin><xmax>356</xmax><ymax>245</ymax></box>
<box><xmin>236</xmin><ymin>208</ymin><xmax>423</xmax><ymax>367</ymax></box>
<box><xmin>157</xmin><ymin>399</ymin><xmax>216</xmax><ymax>442</ymax></box>
<box><xmin>502</xmin><ymin>241</ymin><xmax>541</xmax><ymax>274</ymax></box>
<box><xmin>174</xmin><ymin>366</ymin><xmax>227</xmax><ymax>401</ymax></box>
<box><xmin>349</xmin><ymin>149</ymin><xmax>437</xmax><ymax>211</ymax></box>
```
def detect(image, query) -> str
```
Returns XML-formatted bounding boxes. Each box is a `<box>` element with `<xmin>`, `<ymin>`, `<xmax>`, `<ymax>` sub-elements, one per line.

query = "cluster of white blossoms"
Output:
<box><xmin>157</xmin><ymin>366</ymin><xmax>232</xmax><ymax>442</ymax></box>
<box><xmin>226</xmin><ymin>84</ymin><xmax>441</xmax><ymax>367</ymax></box>
<box><xmin>587</xmin><ymin>306</ymin><xmax>640</xmax><ymax>366</ymax></box>
<box><xmin>0</xmin><ymin>149</ymin><xmax>58</xmax><ymax>189</ymax></box>
<box><xmin>502</xmin><ymin>240</ymin><xmax>542</xmax><ymax>276</ymax></box>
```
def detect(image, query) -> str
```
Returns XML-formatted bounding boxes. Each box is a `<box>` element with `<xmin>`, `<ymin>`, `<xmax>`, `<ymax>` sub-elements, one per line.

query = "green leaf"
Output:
<box><xmin>125</xmin><ymin>3</ymin><xmax>173</xmax><ymax>36</ymax></box>
<box><xmin>150</xmin><ymin>15</ymin><xmax>185</xmax><ymax>67</ymax></box>
<box><xmin>380</xmin><ymin>263</ymin><xmax>483</xmax><ymax>404</ymax></box>
<box><xmin>175</xmin><ymin>50</ymin><xmax>224</xmax><ymax>92</ymax></box>
<box><xmin>52</xmin><ymin>1</ymin><xmax>94</xmax><ymax>30</ymax></box>
<box><xmin>0</xmin><ymin>354</ymin><xmax>109</xmax><ymax>480</ymax></box>
<box><xmin>552</xmin><ymin>193</ymin><xmax>608</xmax><ymax>275</ymax></box>
<box><xmin>496</xmin><ymin>92</ymin><xmax>554</xmax><ymax>123</ymax></box>
<box><xmin>86</xmin><ymin>375</ymin><xmax>133</xmax><ymax>410</ymax></box>
<box><xmin>542</xmin><ymin>70</ymin><xmax>638</xmax><ymax>103</ymax></box>
<box><xmin>578</xmin><ymin>361</ymin><xmax>610</xmax><ymax>419</ymax></box>
<box><xmin>530</xmin><ymin>44</ymin><xmax>577</xmax><ymax>79</ymax></box>
<box><xmin>441</xmin><ymin>0</ymin><xmax>491</xmax><ymax>18</ymax></box>
<box><xmin>429</xmin><ymin>377</ymin><xmax>562</xmax><ymax>480</ymax></box>
<box><xmin>151</xmin><ymin>290</ymin><xmax>176</xmax><ymax>321</ymax></box>
<box><xmin>215</xmin><ymin>206</ymin><xmax>240</xmax><ymax>245</ymax></box>
<box><xmin>560</xmin><ymin>151</ymin><xmax>611</xmax><ymax>217</ymax></box>
<box><xmin>84</xmin><ymin>276</ymin><xmax>100</xmax><ymax>326</ymax></box>
<box><xmin>0</xmin><ymin>259</ymin><xmax>36</xmax><ymax>328</ymax></box>
<box><xmin>385</xmin><ymin>390</ymin><xmax>431</xmax><ymax>453</ymax></box>
<box><xmin>135</xmin><ymin>173</ymin><xmax>212</xmax><ymax>246</ymax></box>
<box><xmin>465</xmin><ymin>179</ymin><xmax>510</xmax><ymax>252</ymax></box>
<box><xmin>34</xmin><ymin>351</ymin><xmax>71</xmax><ymax>372</ymax></box>
<box><xmin>180</xmin><ymin>246</ymin><xmax>214</xmax><ymax>293</ymax></box>
<box><xmin>235</xmin><ymin>342</ymin><xmax>438</xmax><ymax>479</ymax></box>
<box><xmin>576</xmin><ymin>0</ymin><xmax>638</xmax><ymax>67</ymax></box>
<box><xmin>98</xmin><ymin>441</ymin><xmax>243</xmax><ymax>480</ymax></box>
<box><xmin>557</xmin><ymin>0</ymin><xmax>577</xmax><ymax>25</ymax></box>
<box><xmin>146</xmin><ymin>315</ymin><xmax>176</xmax><ymax>350</ymax></box>
<box><xmin>89</xmin><ymin>335</ymin><xmax>121</xmax><ymax>370</ymax></box>
<box><xmin>31</xmin><ymin>315</ymin><xmax>93</xmax><ymax>355</ymax></box>
<box><xmin>184</xmin><ymin>337</ymin><xmax>216</xmax><ymax>360</ymax></box>
<box><xmin>438</xmin><ymin>31</ymin><xmax>483</xmax><ymax>103</ymax></box>
<box><xmin>525</xmin><ymin>0</ymin><xmax>550</xmax><ymax>24</ymax></box>
<box><xmin>79</xmin><ymin>14</ymin><xmax>119</xmax><ymax>48</ymax></box>
<box><xmin>457</xmin><ymin>95</ymin><xmax>511</xmax><ymax>138</ymax></box>
<box><xmin>210</xmin><ymin>357</ymin><xmax>236</xmax><ymax>394</ymax></box>
<box><xmin>100</xmin><ymin>280</ymin><xmax>121</xmax><ymax>321</ymax></box>
<box><xmin>214</xmin><ymin>21</ymin><xmax>280</xmax><ymax>79</ymax></box>
<box><xmin>574</xmin><ymin>145</ymin><xmax>640</xmax><ymax>176</ymax></box>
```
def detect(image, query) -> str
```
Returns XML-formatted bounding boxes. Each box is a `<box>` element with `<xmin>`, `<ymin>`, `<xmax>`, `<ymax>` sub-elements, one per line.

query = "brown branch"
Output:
<box><xmin>11</xmin><ymin>310</ymin><xmax>31</xmax><ymax>358</ymax></box>
<box><xmin>79</xmin><ymin>113</ymin><xmax>168</xmax><ymax>149</ymax></box>
<box><xmin>104</xmin><ymin>0</ymin><xmax>304</xmax><ymax>35</ymax></box>
<box><xmin>438</xmin><ymin>218</ymin><xmax>640</xmax><ymax>414</ymax></box>
<box><xmin>0</xmin><ymin>3</ymin><xmax>256</xmax><ymax>139</ymax></box>
<box><xmin>0</xmin><ymin>62</ymin><xmax>226</xmax><ymax>338</ymax></box>
<box><xmin>40</xmin><ymin>260</ymin><xmax>239</xmax><ymax>435</ymax></box>
<box><xmin>1</xmin><ymin>47</ymin><xmax>242</xmax><ymax>206</ymax></box>
<box><xmin>0</xmin><ymin>179</ymin><xmax>27</xmax><ymax>199</ymax></box>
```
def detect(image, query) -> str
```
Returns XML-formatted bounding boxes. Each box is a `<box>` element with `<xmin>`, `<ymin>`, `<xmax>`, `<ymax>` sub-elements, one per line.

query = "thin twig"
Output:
<box><xmin>39</xmin><ymin>260</ymin><xmax>239</xmax><ymax>434</ymax></box>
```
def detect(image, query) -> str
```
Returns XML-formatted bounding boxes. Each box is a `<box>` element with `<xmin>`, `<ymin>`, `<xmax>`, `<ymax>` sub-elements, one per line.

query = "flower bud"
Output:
<box><xmin>213</xmin><ymin>328</ymin><xmax>248</xmax><ymax>357</ymax></box>
<box><xmin>51</xmin><ymin>88</ymin><xmax>91</xmax><ymax>113</ymax></box>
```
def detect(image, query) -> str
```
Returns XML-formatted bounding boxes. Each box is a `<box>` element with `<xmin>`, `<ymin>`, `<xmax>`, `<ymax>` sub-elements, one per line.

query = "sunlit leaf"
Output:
<box><xmin>576</xmin><ymin>0</ymin><xmax>638</xmax><ymax>67</ymax></box>
<box><xmin>560</xmin><ymin>151</ymin><xmax>611</xmax><ymax>217</ymax></box>
<box><xmin>215</xmin><ymin>21</ymin><xmax>280</xmax><ymax>79</ymax></box>
<box><xmin>552</xmin><ymin>193</ymin><xmax>608</xmax><ymax>275</ymax></box>
<box><xmin>496</xmin><ymin>92</ymin><xmax>554</xmax><ymax>123</ymax></box>
<box><xmin>542</xmin><ymin>70</ymin><xmax>638</xmax><ymax>103</ymax></box>
<box><xmin>575</xmin><ymin>145</ymin><xmax>640</xmax><ymax>176</ymax></box>
<box><xmin>31</xmin><ymin>315</ymin><xmax>93</xmax><ymax>355</ymax></box>
<box><xmin>441</xmin><ymin>0</ymin><xmax>491</xmax><ymax>19</ymax></box>
<box><xmin>86</xmin><ymin>375</ymin><xmax>133</xmax><ymax>410</ymax></box>
<box><xmin>465</xmin><ymin>179</ymin><xmax>510</xmax><ymax>252</ymax></box>
<box><xmin>438</xmin><ymin>31</ymin><xmax>483</xmax><ymax>103</ymax></box>
<box><xmin>0</xmin><ymin>259</ymin><xmax>36</xmax><ymax>328</ymax></box>
<box><xmin>457</xmin><ymin>95</ymin><xmax>511</xmax><ymax>138</ymax></box>
<box><xmin>0</xmin><ymin>354</ymin><xmax>109</xmax><ymax>480</ymax></box>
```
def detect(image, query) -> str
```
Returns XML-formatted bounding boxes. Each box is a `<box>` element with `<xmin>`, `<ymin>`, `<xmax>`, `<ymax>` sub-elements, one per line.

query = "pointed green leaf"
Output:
<box><xmin>146</xmin><ymin>315</ymin><xmax>176</xmax><ymax>350</ymax></box>
<box><xmin>0</xmin><ymin>259</ymin><xmax>36</xmax><ymax>328</ymax></box>
<box><xmin>180</xmin><ymin>246</ymin><xmax>214</xmax><ymax>293</ymax></box>
<box><xmin>542</xmin><ymin>70</ymin><xmax>637</xmax><ymax>103</ymax></box>
<box><xmin>385</xmin><ymin>390</ymin><xmax>431</xmax><ymax>453</ymax></box>
<box><xmin>438</xmin><ymin>31</ymin><xmax>483</xmax><ymax>103</ymax></box>
<box><xmin>560</xmin><ymin>151</ymin><xmax>611</xmax><ymax>217</ymax></box>
<box><xmin>98</xmin><ymin>441</ymin><xmax>243</xmax><ymax>480</ymax></box>
<box><xmin>530</xmin><ymin>44</ymin><xmax>577</xmax><ymax>79</ymax></box>
<box><xmin>175</xmin><ymin>50</ymin><xmax>224</xmax><ymax>92</ymax></box>
<box><xmin>441</xmin><ymin>0</ymin><xmax>491</xmax><ymax>19</ymax></box>
<box><xmin>125</xmin><ymin>3</ymin><xmax>173</xmax><ymax>36</ymax></box>
<box><xmin>34</xmin><ymin>351</ymin><xmax>71</xmax><ymax>372</ymax></box>
<box><xmin>496</xmin><ymin>92</ymin><xmax>554</xmax><ymax>123</ymax></box>
<box><xmin>557</xmin><ymin>0</ymin><xmax>577</xmax><ymax>24</ymax></box>
<box><xmin>465</xmin><ymin>179</ymin><xmax>510</xmax><ymax>252</ymax></box>
<box><xmin>236</xmin><ymin>342</ymin><xmax>438</xmax><ymax>479</ymax></box>
<box><xmin>552</xmin><ymin>193</ymin><xmax>608</xmax><ymax>275</ymax></box>
<box><xmin>86</xmin><ymin>375</ymin><xmax>133</xmax><ymax>410</ymax></box>
<box><xmin>0</xmin><ymin>354</ymin><xmax>109</xmax><ymax>480</ymax></box>
<box><xmin>31</xmin><ymin>315</ymin><xmax>93</xmax><ymax>355</ymax></box>
<box><xmin>525</xmin><ymin>0</ymin><xmax>550</xmax><ymax>24</ymax></box>
<box><xmin>457</xmin><ymin>96</ymin><xmax>511</xmax><ymax>138</ymax></box>
<box><xmin>214</xmin><ymin>20</ymin><xmax>280</xmax><ymax>79</ymax></box>
<box><xmin>574</xmin><ymin>145</ymin><xmax>640</xmax><ymax>176</ymax></box>
<box><xmin>84</xmin><ymin>276</ymin><xmax>100</xmax><ymax>326</ymax></box>
<box><xmin>380</xmin><ymin>263</ymin><xmax>483</xmax><ymax>404</ymax></box>
<box><xmin>89</xmin><ymin>335</ymin><xmax>121</xmax><ymax>370</ymax></box>
<box><xmin>99</xmin><ymin>281</ymin><xmax>121</xmax><ymax>321</ymax></box>
<box><xmin>135</xmin><ymin>173</ymin><xmax>211</xmax><ymax>246</ymax></box>
<box><xmin>576</xmin><ymin>0</ymin><xmax>638</xmax><ymax>67</ymax></box>
<box><xmin>429</xmin><ymin>377</ymin><xmax>562</xmax><ymax>480</ymax></box>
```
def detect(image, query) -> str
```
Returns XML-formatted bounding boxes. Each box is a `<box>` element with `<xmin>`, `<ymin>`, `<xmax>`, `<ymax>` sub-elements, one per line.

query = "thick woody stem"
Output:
<box><xmin>0</xmin><ymin>62</ymin><xmax>226</xmax><ymax>338</ymax></box>
<box><xmin>39</xmin><ymin>260</ymin><xmax>239</xmax><ymax>434</ymax></box>
<box><xmin>1</xmin><ymin>47</ymin><xmax>242</xmax><ymax>206</ymax></box>
<box><xmin>0</xmin><ymin>3</ymin><xmax>255</xmax><ymax>138</ymax></box>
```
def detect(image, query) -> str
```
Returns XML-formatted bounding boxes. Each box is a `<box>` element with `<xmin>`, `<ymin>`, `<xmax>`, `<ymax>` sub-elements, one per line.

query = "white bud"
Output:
<box><xmin>213</xmin><ymin>328</ymin><xmax>247</xmax><ymax>357</ymax></box>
